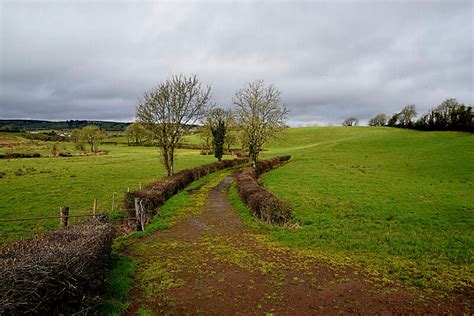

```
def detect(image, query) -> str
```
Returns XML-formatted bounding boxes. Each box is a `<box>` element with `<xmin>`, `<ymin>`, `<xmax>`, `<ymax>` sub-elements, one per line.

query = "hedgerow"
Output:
<box><xmin>236</xmin><ymin>156</ymin><xmax>292</xmax><ymax>225</ymax></box>
<box><xmin>124</xmin><ymin>157</ymin><xmax>248</xmax><ymax>217</ymax></box>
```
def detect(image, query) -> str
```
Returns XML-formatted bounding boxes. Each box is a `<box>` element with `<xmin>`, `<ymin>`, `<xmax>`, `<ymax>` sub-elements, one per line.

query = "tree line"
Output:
<box><xmin>344</xmin><ymin>98</ymin><xmax>472</xmax><ymax>132</ymax></box>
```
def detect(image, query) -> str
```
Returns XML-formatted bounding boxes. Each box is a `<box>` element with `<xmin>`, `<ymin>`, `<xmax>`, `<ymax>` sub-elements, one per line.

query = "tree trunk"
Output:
<box><xmin>163</xmin><ymin>145</ymin><xmax>171</xmax><ymax>176</ymax></box>
<box><xmin>251</xmin><ymin>151</ymin><xmax>258</xmax><ymax>168</ymax></box>
<box><xmin>169</xmin><ymin>145</ymin><xmax>175</xmax><ymax>176</ymax></box>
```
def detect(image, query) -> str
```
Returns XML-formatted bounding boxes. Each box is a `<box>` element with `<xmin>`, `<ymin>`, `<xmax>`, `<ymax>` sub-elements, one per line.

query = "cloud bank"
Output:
<box><xmin>1</xmin><ymin>0</ymin><xmax>472</xmax><ymax>125</ymax></box>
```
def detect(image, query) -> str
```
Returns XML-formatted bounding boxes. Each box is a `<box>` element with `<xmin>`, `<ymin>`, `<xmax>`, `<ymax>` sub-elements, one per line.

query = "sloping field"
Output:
<box><xmin>261</xmin><ymin>127</ymin><xmax>473</xmax><ymax>290</ymax></box>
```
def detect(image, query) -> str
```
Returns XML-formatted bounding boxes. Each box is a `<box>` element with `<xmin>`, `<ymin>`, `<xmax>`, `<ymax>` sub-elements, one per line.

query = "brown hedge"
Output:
<box><xmin>124</xmin><ymin>157</ymin><xmax>249</xmax><ymax>217</ymax></box>
<box><xmin>0</xmin><ymin>221</ymin><xmax>114</xmax><ymax>315</ymax></box>
<box><xmin>0</xmin><ymin>153</ymin><xmax>41</xmax><ymax>159</ymax></box>
<box><xmin>236</xmin><ymin>155</ymin><xmax>292</xmax><ymax>225</ymax></box>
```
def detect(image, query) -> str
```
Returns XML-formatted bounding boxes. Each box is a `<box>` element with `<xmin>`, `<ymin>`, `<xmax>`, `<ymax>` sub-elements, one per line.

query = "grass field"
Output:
<box><xmin>260</xmin><ymin>127</ymin><xmax>473</xmax><ymax>290</ymax></box>
<box><xmin>0</xmin><ymin>134</ymin><xmax>218</xmax><ymax>237</ymax></box>
<box><xmin>1</xmin><ymin>127</ymin><xmax>472</xmax><ymax>292</ymax></box>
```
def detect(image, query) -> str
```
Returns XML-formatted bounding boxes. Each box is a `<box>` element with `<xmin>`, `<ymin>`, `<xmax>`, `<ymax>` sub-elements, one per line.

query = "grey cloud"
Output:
<box><xmin>0</xmin><ymin>0</ymin><xmax>472</xmax><ymax>125</ymax></box>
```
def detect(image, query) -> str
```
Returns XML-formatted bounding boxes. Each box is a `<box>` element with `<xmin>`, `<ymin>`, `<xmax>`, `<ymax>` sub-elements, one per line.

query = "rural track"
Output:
<box><xmin>125</xmin><ymin>173</ymin><xmax>471</xmax><ymax>315</ymax></box>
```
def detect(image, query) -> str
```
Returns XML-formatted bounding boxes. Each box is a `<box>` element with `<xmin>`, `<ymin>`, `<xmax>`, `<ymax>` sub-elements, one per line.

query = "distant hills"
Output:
<box><xmin>0</xmin><ymin>119</ymin><xmax>131</xmax><ymax>131</ymax></box>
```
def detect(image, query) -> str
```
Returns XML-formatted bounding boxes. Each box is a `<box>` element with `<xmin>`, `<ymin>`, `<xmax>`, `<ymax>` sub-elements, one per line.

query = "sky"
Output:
<box><xmin>0</xmin><ymin>0</ymin><xmax>473</xmax><ymax>126</ymax></box>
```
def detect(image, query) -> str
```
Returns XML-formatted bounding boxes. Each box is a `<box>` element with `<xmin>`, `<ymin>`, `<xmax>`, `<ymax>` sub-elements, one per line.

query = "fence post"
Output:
<box><xmin>92</xmin><ymin>199</ymin><xmax>97</xmax><ymax>219</ymax></box>
<box><xmin>60</xmin><ymin>206</ymin><xmax>69</xmax><ymax>228</ymax></box>
<box><xmin>134</xmin><ymin>198</ymin><xmax>142</xmax><ymax>231</ymax></box>
<box><xmin>112</xmin><ymin>192</ymin><xmax>116</xmax><ymax>212</ymax></box>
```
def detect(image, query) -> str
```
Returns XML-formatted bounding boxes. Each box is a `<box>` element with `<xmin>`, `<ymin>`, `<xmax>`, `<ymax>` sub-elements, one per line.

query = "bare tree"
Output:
<box><xmin>342</xmin><ymin>117</ymin><xmax>359</xmax><ymax>126</ymax></box>
<box><xmin>399</xmin><ymin>104</ymin><xmax>417</xmax><ymax>127</ymax></box>
<box><xmin>136</xmin><ymin>74</ymin><xmax>212</xmax><ymax>176</ymax></box>
<box><xmin>368</xmin><ymin>113</ymin><xmax>388</xmax><ymax>126</ymax></box>
<box><xmin>233</xmin><ymin>80</ymin><xmax>289</xmax><ymax>167</ymax></box>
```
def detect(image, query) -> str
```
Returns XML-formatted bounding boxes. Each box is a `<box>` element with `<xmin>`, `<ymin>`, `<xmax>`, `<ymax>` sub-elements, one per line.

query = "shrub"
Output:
<box><xmin>0</xmin><ymin>221</ymin><xmax>114</xmax><ymax>314</ymax></box>
<box><xmin>236</xmin><ymin>155</ymin><xmax>292</xmax><ymax>225</ymax></box>
<box><xmin>0</xmin><ymin>153</ymin><xmax>41</xmax><ymax>159</ymax></box>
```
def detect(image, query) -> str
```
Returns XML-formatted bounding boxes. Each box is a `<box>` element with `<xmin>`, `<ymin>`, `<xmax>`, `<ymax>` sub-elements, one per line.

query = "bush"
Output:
<box><xmin>0</xmin><ymin>153</ymin><xmax>41</xmax><ymax>159</ymax></box>
<box><xmin>0</xmin><ymin>221</ymin><xmax>115</xmax><ymax>314</ymax></box>
<box><xmin>236</xmin><ymin>156</ymin><xmax>292</xmax><ymax>225</ymax></box>
<box><xmin>124</xmin><ymin>157</ymin><xmax>249</xmax><ymax>217</ymax></box>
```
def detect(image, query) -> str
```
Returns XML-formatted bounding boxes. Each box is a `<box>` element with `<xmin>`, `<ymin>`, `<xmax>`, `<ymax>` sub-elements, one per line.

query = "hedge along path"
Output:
<box><xmin>123</xmin><ymin>169</ymin><xmax>470</xmax><ymax>314</ymax></box>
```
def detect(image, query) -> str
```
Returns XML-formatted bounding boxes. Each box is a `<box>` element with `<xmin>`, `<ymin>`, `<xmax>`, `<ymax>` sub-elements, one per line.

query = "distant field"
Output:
<box><xmin>101</xmin><ymin>133</ymin><xmax>203</xmax><ymax>146</ymax></box>
<box><xmin>260</xmin><ymin>127</ymin><xmax>473</xmax><ymax>290</ymax></box>
<box><xmin>0</xmin><ymin>134</ymin><xmax>217</xmax><ymax>237</ymax></box>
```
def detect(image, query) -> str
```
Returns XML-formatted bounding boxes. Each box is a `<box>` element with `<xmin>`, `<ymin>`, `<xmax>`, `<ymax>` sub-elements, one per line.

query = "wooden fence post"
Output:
<box><xmin>112</xmin><ymin>192</ymin><xmax>116</xmax><ymax>212</ymax></box>
<box><xmin>60</xmin><ymin>206</ymin><xmax>69</xmax><ymax>228</ymax></box>
<box><xmin>134</xmin><ymin>198</ymin><xmax>142</xmax><ymax>231</ymax></box>
<box><xmin>92</xmin><ymin>199</ymin><xmax>97</xmax><ymax>219</ymax></box>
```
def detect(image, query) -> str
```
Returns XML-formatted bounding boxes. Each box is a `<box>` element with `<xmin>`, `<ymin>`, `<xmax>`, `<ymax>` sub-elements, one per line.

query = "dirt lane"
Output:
<box><xmin>125</xmin><ymin>174</ymin><xmax>470</xmax><ymax>315</ymax></box>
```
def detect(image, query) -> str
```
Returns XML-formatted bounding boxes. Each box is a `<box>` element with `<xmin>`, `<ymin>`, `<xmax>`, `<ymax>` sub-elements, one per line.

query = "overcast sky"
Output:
<box><xmin>0</xmin><ymin>0</ymin><xmax>472</xmax><ymax>126</ymax></box>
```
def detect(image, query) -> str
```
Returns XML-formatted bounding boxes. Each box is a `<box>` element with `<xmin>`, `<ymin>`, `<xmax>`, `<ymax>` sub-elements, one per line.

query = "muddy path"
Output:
<box><xmin>124</xmin><ymin>173</ymin><xmax>471</xmax><ymax>315</ymax></box>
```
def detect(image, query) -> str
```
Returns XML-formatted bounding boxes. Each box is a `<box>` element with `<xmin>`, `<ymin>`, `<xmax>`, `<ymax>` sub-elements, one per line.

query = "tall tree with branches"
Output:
<box><xmin>233</xmin><ymin>80</ymin><xmax>289</xmax><ymax>167</ymax></box>
<box><xmin>136</xmin><ymin>74</ymin><xmax>212</xmax><ymax>176</ymax></box>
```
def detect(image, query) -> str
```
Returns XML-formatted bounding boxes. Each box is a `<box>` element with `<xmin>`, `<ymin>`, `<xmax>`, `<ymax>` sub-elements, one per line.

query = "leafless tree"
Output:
<box><xmin>399</xmin><ymin>104</ymin><xmax>417</xmax><ymax>127</ymax></box>
<box><xmin>368</xmin><ymin>113</ymin><xmax>388</xmax><ymax>126</ymax></box>
<box><xmin>342</xmin><ymin>117</ymin><xmax>359</xmax><ymax>126</ymax></box>
<box><xmin>233</xmin><ymin>80</ymin><xmax>289</xmax><ymax>167</ymax></box>
<box><xmin>136</xmin><ymin>74</ymin><xmax>212</xmax><ymax>176</ymax></box>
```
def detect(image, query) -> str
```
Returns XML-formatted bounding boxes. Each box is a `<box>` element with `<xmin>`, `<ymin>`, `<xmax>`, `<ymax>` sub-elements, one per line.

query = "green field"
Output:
<box><xmin>0</xmin><ymin>136</ymin><xmax>218</xmax><ymax>236</ymax></box>
<box><xmin>1</xmin><ymin>127</ymin><xmax>472</xmax><ymax>292</ymax></box>
<box><xmin>260</xmin><ymin>127</ymin><xmax>473</xmax><ymax>290</ymax></box>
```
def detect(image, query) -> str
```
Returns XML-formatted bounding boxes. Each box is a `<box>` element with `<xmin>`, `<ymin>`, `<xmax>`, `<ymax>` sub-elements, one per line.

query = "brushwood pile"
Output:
<box><xmin>0</xmin><ymin>221</ymin><xmax>114</xmax><ymax>314</ymax></box>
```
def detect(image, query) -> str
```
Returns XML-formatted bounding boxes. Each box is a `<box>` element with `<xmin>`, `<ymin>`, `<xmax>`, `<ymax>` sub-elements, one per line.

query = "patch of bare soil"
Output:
<box><xmin>125</xmin><ymin>175</ymin><xmax>472</xmax><ymax>315</ymax></box>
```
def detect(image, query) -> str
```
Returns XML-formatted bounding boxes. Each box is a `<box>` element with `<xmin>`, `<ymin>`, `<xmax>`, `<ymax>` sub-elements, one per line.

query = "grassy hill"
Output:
<box><xmin>259</xmin><ymin>126</ymin><xmax>473</xmax><ymax>290</ymax></box>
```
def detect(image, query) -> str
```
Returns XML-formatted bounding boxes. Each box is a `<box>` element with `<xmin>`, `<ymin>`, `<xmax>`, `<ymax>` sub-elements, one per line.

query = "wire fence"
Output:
<box><xmin>0</xmin><ymin>200</ymin><xmax>148</xmax><ymax>241</ymax></box>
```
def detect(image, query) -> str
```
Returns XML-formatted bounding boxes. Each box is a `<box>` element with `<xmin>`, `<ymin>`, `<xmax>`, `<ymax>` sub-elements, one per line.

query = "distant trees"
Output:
<box><xmin>342</xmin><ymin>117</ymin><xmax>359</xmax><ymax>126</ymax></box>
<box><xmin>80</xmin><ymin>125</ymin><xmax>106</xmax><ymax>152</ymax></box>
<box><xmin>125</xmin><ymin>121</ymin><xmax>151</xmax><ymax>145</ymax></box>
<box><xmin>233</xmin><ymin>80</ymin><xmax>289</xmax><ymax>167</ymax></box>
<box><xmin>369</xmin><ymin>98</ymin><xmax>472</xmax><ymax>132</ymax></box>
<box><xmin>398</xmin><ymin>105</ymin><xmax>417</xmax><ymax>127</ymax></box>
<box><xmin>70</xmin><ymin>129</ymin><xmax>81</xmax><ymax>143</ymax></box>
<box><xmin>368</xmin><ymin>113</ymin><xmax>387</xmax><ymax>126</ymax></box>
<box><xmin>224</xmin><ymin>129</ymin><xmax>240</xmax><ymax>152</ymax></box>
<box><xmin>415</xmin><ymin>98</ymin><xmax>472</xmax><ymax>132</ymax></box>
<box><xmin>199</xmin><ymin>123</ymin><xmax>212</xmax><ymax>154</ymax></box>
<box><xmin>136</xmin><ymin>74</ymin><xmax>212</xmax><ymax>176</ymax></box>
